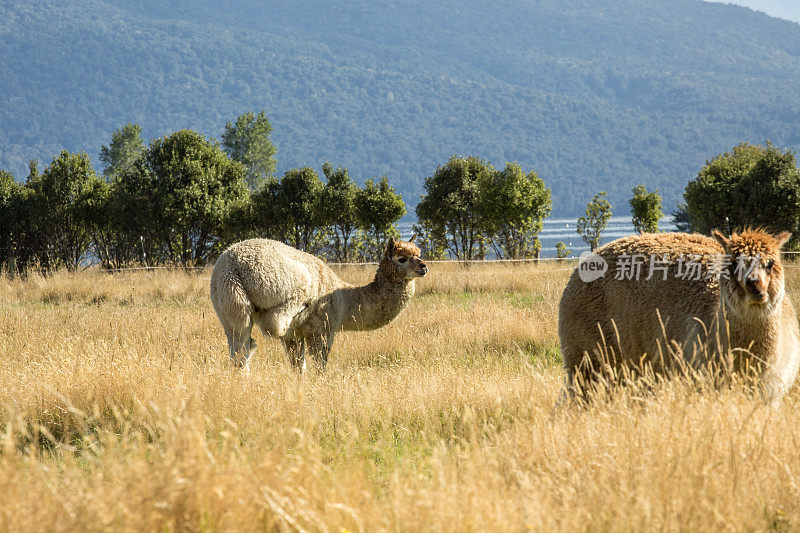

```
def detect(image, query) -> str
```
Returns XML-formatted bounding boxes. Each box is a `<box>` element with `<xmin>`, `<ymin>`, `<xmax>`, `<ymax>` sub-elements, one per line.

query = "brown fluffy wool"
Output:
<box><xmin>559</xmin><ymin>231</ymin><xmax>800</xmax><ymax>403</ymax></box>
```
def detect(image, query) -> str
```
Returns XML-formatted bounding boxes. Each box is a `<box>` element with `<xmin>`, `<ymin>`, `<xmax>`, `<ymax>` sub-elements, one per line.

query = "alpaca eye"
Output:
<box><xmin>398</xmin><ymin>258</ymin><xmax>407</xmax><ymax>263</ymax></box>
<box><xmin>766</xmin><ymin>259</ymin><xmax>775</xmax><ymax>270</ymax></box>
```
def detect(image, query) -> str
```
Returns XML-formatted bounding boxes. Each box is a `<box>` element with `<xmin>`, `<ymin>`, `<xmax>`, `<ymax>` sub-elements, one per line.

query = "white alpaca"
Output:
<box><xmin>210</xmin><ymin>237</ymin><xmax>427</xmax><ymax>371</ymax></box>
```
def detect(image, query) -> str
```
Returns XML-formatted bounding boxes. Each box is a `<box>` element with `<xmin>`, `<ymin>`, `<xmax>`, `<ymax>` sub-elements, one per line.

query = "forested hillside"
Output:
<box><xmin>721</xmin><ymin>0</ymin><xmax>800</xmax><ymax>23</ymax></box>
<box><xmin>3</xmin><ymin>0</ymin><xmax>800</xmax><ymax>215</ymax></box>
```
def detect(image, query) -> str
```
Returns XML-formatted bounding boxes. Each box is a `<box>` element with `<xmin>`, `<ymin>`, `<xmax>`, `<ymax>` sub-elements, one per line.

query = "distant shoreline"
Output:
<box><xmin>398</xmin><ymin>216</ymin><xmax>679</xmax><ymax>257</ymax></box>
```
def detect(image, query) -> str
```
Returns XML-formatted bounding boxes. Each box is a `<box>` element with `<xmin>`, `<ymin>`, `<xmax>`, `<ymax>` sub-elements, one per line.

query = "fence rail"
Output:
<box><xmin>97</xmin><ymin>257</ymin><xmax>580</xmax><ymax>272</ymax></box>
<box><xmin>80</xmin><ymin>251</ymin><xmax>800</xmax><ymax>272</ymax></box>
<box><xmin>7</xmin><ymin>250</ymin><xmax>800</xmax><ymax>276</ymax></box>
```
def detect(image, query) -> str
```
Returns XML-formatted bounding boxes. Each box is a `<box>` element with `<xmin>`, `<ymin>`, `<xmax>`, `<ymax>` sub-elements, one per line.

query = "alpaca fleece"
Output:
<box><xmin>559</xmin><ymin>230</ymin><xmax>800</xmax><ymax>403</ymax></box>
<box><xmin>210</xmin><ymin>238</ymin><xmax>427</xmax><ymax>371</ymax></box>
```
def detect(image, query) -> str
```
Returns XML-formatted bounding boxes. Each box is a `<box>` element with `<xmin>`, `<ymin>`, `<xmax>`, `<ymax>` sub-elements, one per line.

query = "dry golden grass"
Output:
<box><xmin>1</xmin><ymin>262</ymin><xmax>799</xmax><ymax>531</ymax></box>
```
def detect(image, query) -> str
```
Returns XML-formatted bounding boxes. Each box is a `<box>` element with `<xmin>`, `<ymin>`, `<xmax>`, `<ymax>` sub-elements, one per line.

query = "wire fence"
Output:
<box><xmin>76</xmin><ymin>251</ymin><xmax>800</xmax><ymax>273</ymax></box>
<box><xmin>0</xmin><ymin>257</ymin><xmax>581</xmax><ymax>277</ymax></box>
<box><xmin>7</xmin><ymin>250</ymin><xmax>800</xmax><ymax>276</ymax></box>
<box><xmin>95</xmin><ymin>257</ymin><xmax>579</xmax><ymax>273</ymax></box>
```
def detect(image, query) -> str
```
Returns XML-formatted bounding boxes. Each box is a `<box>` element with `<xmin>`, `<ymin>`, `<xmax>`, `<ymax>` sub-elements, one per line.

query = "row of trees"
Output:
<box><xmin>572</xmin><ymin>185</ymin><xmax>663</xmax><ymax>252</ymax></box>
<box><xmin>0</xmin><ymin>110</ymin><xmax>568</xmax><ymax>270</ymax></box>
<box><xmin>678</xmin><ymin>142</ymin><xmax>800</xmax><ymax>248</ymax></box>
<box><xmin>415</xmin><ymin>156</ymin><xmax>553</xmax><ymax>260</ymax></box>
<box><xmin>2</xmin><ymin>114</ymin><xmax>796</xmax><ymax>272</ymax></box>
<box><xmin>0</xmin><ymin>130</ymin><xmax>249</xmax><ymax>271</ymax></box>
<box><xmin>575</xmin><ymin>142</ymin><xmax>800</xmax><ymax>252</ymax></box>
<box><xmin>231</xmin><ymin>164</ymin><xmax>406</xmax><ymax>262</ymax></box>
<box><xmin>431</xmin><ymin>141</ymin><xmax>800</xmax><ymax>255</ymax></box>
<box><xmin>0</xmin><ymin>113</ymin><xmax>559</xmax><ymax>271</ymax></box>
<box><xmin>413</xmin><ymin>156</ymin><xmax>669</xmax><ymax>257</ymax></box>
<box><xmin>0</xmin><ymin>150</ymin><xmax>411</xmax><ymax>273</ymax></box>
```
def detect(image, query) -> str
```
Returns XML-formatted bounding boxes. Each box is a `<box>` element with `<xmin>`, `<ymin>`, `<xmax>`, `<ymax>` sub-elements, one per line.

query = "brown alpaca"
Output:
<box><xmin>210</xmin><ymin>237</ymin><xmax>427</xmax><ymax>371</ymax></box>
<box><xmin>559</xmin><ymin>230</ymin><xmax>800</xmax><ymax>403</ymax></box>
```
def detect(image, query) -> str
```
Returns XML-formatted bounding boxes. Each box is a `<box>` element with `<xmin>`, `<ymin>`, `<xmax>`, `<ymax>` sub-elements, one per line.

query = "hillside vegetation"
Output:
<box><xmin>2</xmin><ymin>264</ymin><xmax>800</xmax><ymax>529</ymax></box>
<box><xmin>3</xmin><ymin>0</ymin><xmax>800</xmax><ymax>214</ymax></box>
<box><xmin>722</xmin><ymin>0</ymin><xmax>800</xmax><ymax>23</ymax></box>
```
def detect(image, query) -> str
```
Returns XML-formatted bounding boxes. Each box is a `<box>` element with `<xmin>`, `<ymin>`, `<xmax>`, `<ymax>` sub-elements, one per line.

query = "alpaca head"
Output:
<box><xmin>379</xmin><ymin>236</ymin><xmax>427</xmax><ymax>281</ymax></box>
<box><xmin>712</xmin><ymin>228</ymin><xmax>790</xmax><ymax>314</ymax></box>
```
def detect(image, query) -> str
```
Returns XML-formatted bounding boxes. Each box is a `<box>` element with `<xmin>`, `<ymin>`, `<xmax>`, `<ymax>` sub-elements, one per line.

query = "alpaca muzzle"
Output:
<box><xmin>745</xmin><ymin>277</ymin><xmax>767</xmax><ymax>303</ymax></box>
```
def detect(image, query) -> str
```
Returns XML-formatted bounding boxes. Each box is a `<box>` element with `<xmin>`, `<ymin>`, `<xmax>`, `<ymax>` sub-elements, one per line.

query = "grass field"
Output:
<box><xmin>2</xmin><ymin>262</ymin><xmax>800</xmax><ymax>531</ymax></box>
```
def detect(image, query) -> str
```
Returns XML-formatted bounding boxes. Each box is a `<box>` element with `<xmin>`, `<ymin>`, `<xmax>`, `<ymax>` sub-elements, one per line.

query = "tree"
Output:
<box><xmin>416</xmin><ymin>155</ymin><xmax>491</xmax><ymax>260</ymax></box>
<box><xmin>318</xmin><ymin>162</ymin><xmax>359</xmax><ymax>262</ymax></box>
<box><xmin>672</xmin><ymin>204</ymin><xmax>693</xmax><ymax>233</ymax></box>
<box><xmin>144</xmin><ymin>129</ymin><xmax>249</xmax><ymax>265</ymax></box>
<box><xmin>9</xmin><ymin>161</ymin><xmax>46</xmax><ymax>271</ymax></box>
<box><xmin>629</xmin><ymin>185</ymin><xmax>662</xmax><ymax>234</ymax></box>
<box><xmin>683</xmin><ymin>142</ymin><xmax>800</xmax><ymax>246</ymax></box>
<box><xmin>0</xmin><ymin>170</ymin><xmax>22</xmax><ymax>269</ymax></box>
<box><xmin>276</xmin><ymin>167</ymin><xmax>324</xmax><ymax>251</ymax></box>
<box><xmin>26</xmin><ymin>151</ymin><xmax>105</xmax><ymax>270</ymax></box>
<box><xmin>577</xmin><ymin>192</ymin><xmax>613</xmax><ymax>251</ymax></box>
<box><xmin>555</xmin><ymin>241</ymin><xmax>572</xmax><ymax>260</ymax></box>
<box><xmin>222</xmin><ymin>110</ymin><xmax>277</xmax><ymax>191</ymax></box>
<box><xmin>92</xmin><ymin>159</ymin><xmax>162</xmax><ymax>268</ymax></box>
<box><xmin>96</xmin><ymin>124</ymin><xmax>150</xmax><ymax>267</ymax></box>
<box><xmin>411</xmin><ymin>219</ymin><xmax>448</xmax><ymax>261</ymax></box>
<box><xmin>99</xmin><ymin>123</ymin><xmax>145</xmax><ymax>179</ymax></box>
<box><xmin>355</xmin><ymin>176</ymin><xmax>406</xmax><ymax>258</ymax></box>
<box><xmin>477</xmin><ymin>162</ymin><xmax>552</xmax><ymax>259</ymax></box>
<box><xmin>248</xmin><ymin>179</ymin><xmax>288</xmax><ymax>242</ymax></box>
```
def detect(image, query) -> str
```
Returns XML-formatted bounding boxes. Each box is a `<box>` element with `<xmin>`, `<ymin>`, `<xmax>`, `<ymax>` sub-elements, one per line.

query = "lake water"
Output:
<box><xmin>397</xmin><ymin>216</ymin><xmax>678</xmax><ymax>258</ymax></box>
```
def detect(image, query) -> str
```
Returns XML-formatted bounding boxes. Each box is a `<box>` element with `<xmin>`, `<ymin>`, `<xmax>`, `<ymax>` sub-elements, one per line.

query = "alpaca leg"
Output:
<box><xmin>211</xmin><ymin>271</ymin><xmax>254</xmax><ymax>369</ymax></box>
<box><xmin>564</xmin><ymin>367</ymin><xmax>578</xmax><ymax>396</ymax></box>
<box><xmin>228</xmin><ymin>320</ymin><xmax>254</xmax><ymax>370</ymax></box>
<box><xmin>284</xmin><ymin>337</ymin><xmax>306</xmax><ymax>373</ymax></box>
<box><xmin>552</xmin><ymin>373</ymin><xmax>578</xmax><ymax>414</ymax></box>
<box><xmin>307</xmin><ymin>331</ymin><xmax>334</xmax><ymax>371</ymax></box>
<box><xmin>322</xmin><ymin>330</ymin><xmax>335</xmax><ymax>369</ymax></box>
<box><xmin>299</xmin><ymin>340</ymin><xmax>307</xmax><ymax>374</ymax></box>
<box><xmin>563</xmin><ymin>351</ymin><xmax>601</xmax><ymax>401</ymax></box>
<box><xmin>562</xmin><ymin>345</ymin><xmax>589</xmax><ymax>396</ymax></box>
<box><xmin>761</xmin><ymin>361</ymin><xmax>798</xmax><ymax>406</ymax></box>
<box><xmin>221</xmin><ymin>321</ymin><xmax>246</xmax><ymax>365</ymax></box>
<box><xmin>249</xmin><ymin>336</ymin><xmax>258</xmax><ymax>361</ymax></box>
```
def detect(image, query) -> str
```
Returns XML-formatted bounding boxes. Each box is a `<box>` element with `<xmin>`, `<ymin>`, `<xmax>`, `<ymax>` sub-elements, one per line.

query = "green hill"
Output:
<box><xmin>720</xmin><ymin>1</ymin><xmax>800</xmax><ymax>23</ymax></box>
<box><xmin>3</xmin><ymin>0</ymin><xmax>800</xmax><ymax>215</ymax></box>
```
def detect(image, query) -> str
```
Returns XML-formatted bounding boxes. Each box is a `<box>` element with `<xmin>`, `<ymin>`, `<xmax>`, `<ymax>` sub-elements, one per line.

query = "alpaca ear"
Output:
<box><xmin>385</xmin><ymin>237</ymin><xmax>395</xmax><ymax>255</ymax></box>
<box><xmin>408</xmin><ymin>234</ymin><xmax>416</xmax><ymax>243</ymax></box>
<box><xmin>775</xmin><ymin>231</ymin><xmax>792</xmax><ymax>249</ymax></box>
<box><xmin>711</xmin><ymin>229</ymin><xmax>729</xmax><ymax>250</ymax></box>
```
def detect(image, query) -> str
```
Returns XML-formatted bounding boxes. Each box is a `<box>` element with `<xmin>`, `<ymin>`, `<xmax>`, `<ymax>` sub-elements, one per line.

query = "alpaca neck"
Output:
<box><xmin>340</xmin><ymin>267</ymin><xmax>415</xmax><ymax>331</ymax></box>
<box><xmin>719</xmin><ymin>289</ymin><xmax>782</xmax><ymax>363</ymax></box>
